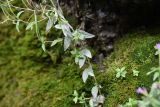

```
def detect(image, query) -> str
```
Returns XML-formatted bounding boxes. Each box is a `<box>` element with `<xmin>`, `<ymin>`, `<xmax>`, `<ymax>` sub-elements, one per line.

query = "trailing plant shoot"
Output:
<box><xmin>0</xmin><ymin>0</ymin><xmax>104</xmax><ymax>106</ymax></box>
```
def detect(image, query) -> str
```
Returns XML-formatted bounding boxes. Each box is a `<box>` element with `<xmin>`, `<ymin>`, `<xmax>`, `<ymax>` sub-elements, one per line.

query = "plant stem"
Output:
<box><xmin>159</xmin><ymin>50</ymin><xmax>160</xmax><ymax>67</ymax></box>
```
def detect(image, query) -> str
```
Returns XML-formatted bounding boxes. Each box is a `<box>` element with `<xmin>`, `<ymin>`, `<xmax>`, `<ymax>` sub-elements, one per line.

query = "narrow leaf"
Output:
<box><xmin>46</xmin><ymin>19</ymin><xmax>53</xmax><ymax>32</ymax></box>
<box><xmin>51</xmin><ymin>38</ymin><xmax>63</xmax><ymax>47</ymax></box>
<box><xmin>155</xmin><ymin>51</ymin><xmax>159</xmax><ymax>55</ymax></box>
<box><xmin>81</xmin><ymin>49</ymin><xmax>92</xmax><ymax>58</ymax></box>
<box><xmin>16</xmin><ymin>21</ymin><xmax>20</xmax><ymax>32</ymax></box>
<box><xmin>26</xmin><ymin>22</ymin><xmax>34</xmax><ymax>30</ymax></box>
<box><xmin>91</xmin><ymin>86</ymin><xmax>98</xmax><ymax>98</ymax></box>
<box><xmin>87</xmin><ymin>66</ymin><xmax>94</xmax><ymax>76</ymax></box>
<box><xmin>55</xmin><ymin>24</ymin><xmax>62</xmax><ymax>29</ymax></box>
<box><xmin>42</xmin><ymin>43</ymin><xmax>46</xmax><ymax>52</ymax></box>
<box><xmin>52</xmin><ymin>15</ymin><xmax>58</xmax><ymax>24</ymax></box>
<box><xmin>73</xmin><ymin>97</ymin><xmax>78</xmax><ymax>104</ymax></box>
<box><xmin>97</xmin><ymin>95</ymin><xmax>105</xmax><ymax>104</ymax></box>
<box><xmin>121</xmin><ymin>71</ymin><xmax>127</xmax><ymax>78</ymax></box>
<box><xmin>153</xmin><ymin>72</ymin><xmax>159</xmax><ymax>81</ymax></box>
<box><xmin>116</xmin><ymin>72</ymin><xmax>121</xmax><ymax>78</ymax></box>
<box><xmin>17</xmin><ymin>11</ymin><xmax>24</xmax><ymax>18</ymax></box>
<box><xmin>78</xmin><ymin>30</ymin><xmax>95</xmax><ymax>39</ymax></box>
<box><xmin>121</xmin><ymin>67</ymin><xmax>125</xmax><ymax>71</ymax></box>
<box><xmin>73</xmin><ymin>90</ymin><xmax>78</xmax><ymax>97</ymax></box>
<box><xmin>82</xmin><ymin>65</ymin><xmax>94</xmax><ymax>83</ymax></box>
<box><xmin>82</xmin><ymin>70</ymin><xmax>88</xmax><ymax>83</ymax></box>
<box><xmin>147</xmin><ymin>68</ymin><xmax>157</xmax><ymax>75</ymax></box>
<box><xmin>62</xmin><ymin>24</ymin><xmax>72</xmax><ymax>37</ymax></box>
<box><xmin>79</xmin><ymin>57</ymin><xmax>86</xmax><ymax>68</ymax></box>
<box><xmin>75</xmin><ymin>57</ymin><xmax>79</xmax><ymax>64</ymax></box>
<box><xmin>89</xmin><ymin>99</ymin><xmax>94</xmax><ymax>107</ymax></box>
<box><xmin>64</xmin><ymin>36</ymin><xmax>71</xmax><ymax>51</ymax></box>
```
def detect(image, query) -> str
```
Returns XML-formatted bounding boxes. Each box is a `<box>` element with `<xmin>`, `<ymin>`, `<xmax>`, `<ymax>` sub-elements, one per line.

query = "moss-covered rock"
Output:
<box><xmin>1</xmin><ymin>20</ymin><xmax>160</xmax><ymax>107</ymax></box>
<box><xmin>1</xmin><ymin>2</ymin><xmax>160</xmax><ymax>106</ymax></box>
<box><xmin>98</xmin><ymin>32</ymin><xmax>160</xmax><ymax>107</ymax></box>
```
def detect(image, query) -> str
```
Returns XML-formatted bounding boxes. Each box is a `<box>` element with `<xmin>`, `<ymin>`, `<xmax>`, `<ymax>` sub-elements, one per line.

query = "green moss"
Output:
<box><xmin>1</xmin><ymin>20</ymin><xmax>160</xmax><ymax>107</ymax></box>
<box><xmin>0</xmin><ymin>19</ymin><xmax>83</xmax><ymax>107</ymax></box>
<box><xmin>98</xmin><ymin>33</ymin><xmax>160</xmax><ymax>107</ymax></box>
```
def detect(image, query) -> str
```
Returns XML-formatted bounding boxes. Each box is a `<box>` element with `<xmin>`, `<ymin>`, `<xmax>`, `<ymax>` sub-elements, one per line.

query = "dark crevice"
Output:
<box><xmin>59</xmin><ymin>0</ymin><xmax>160</xmax><ymax>57</ymax></box>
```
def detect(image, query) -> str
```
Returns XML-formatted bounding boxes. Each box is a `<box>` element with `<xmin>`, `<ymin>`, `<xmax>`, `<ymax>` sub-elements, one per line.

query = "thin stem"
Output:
<box><xmin>86</xmin><ymin>58</ymin><xmax>102</xmax><ymax>95</ymax></box>
<box><xmin>25</xmin><ymin>0</ymin><xmax>33</xmax><ymax>8</ymax></box>
<box><xmin>44</xmin><ymin>41</ymin><xmax>53</xmax><ymax>43</ymax></box>
<box><xmin>9</xmin><ymin>3</ymin><xmax>39</xmax><ymax>12</ymax></box>
<box><xmin>22</xmin><ymin>0</ymin><xmax>30</xmax><ymax>9</ymax></box>
<box><xmin>158</xmin><ymin>51</ymin><xmax>160</xmax><ymax>82</ymax></box>
<box><xmin>0</xmin><ymin>4</ymin><xmax>13</xmax><ymax>19</ymax></box>
<box><xmin>50</xmin><ymin>0</ymin><xmax>56</xmax><ymax>8</ymax></box>
<box><xmin>34</xmin><ymin>10</ymin><xmax>40</xmax><ymax>39</ymax></box>
<box><xmin>0</xmin><ymin>19</ymin><xmax>10</xmax><ymax>24</ymax></box>
<box><xmin>6</xmin><ymin>0</ymin><xmax>17</xmax><ymax>17</ymax></box>
<box><xmin>159</xmin><ymin>50</ymin><xmax>160</xmax><ymax>67</ymax></box>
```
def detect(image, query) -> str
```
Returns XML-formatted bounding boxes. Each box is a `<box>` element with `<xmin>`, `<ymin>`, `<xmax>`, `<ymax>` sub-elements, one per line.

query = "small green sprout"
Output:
<box><xmin>133</xmin><ymin>70</ymin><xmax>140</xmax><ymax>77</ymax></box>
<box><xmin>116</xmin><ymin>67</ymin><xmax>127</xmax><ymax>78</ymax></box>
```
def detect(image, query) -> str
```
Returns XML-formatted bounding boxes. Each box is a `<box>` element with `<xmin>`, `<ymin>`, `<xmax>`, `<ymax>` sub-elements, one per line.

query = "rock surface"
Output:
<box><xmin>60</xmin><ymin>0</ymin><xmax>160</xmax><ymax>56</ymax></box>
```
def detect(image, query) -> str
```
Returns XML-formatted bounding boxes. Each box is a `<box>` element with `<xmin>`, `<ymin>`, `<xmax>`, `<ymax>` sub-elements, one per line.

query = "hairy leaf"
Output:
<box><xmin>26</xmin><ymin>22</ymin><xmax>34</xmax><ymax>30</ymax></box>
<box><xmin>97</xmin><ymin>95</ymin><xmax>105</xmax><ymax>104</ymax></box>
<box><xmin>89</xmin><ymin>99</ymin><xmax>94</xmax><ymax>107</ymax></box>
<box><xmin>51</xmin><ymin>38</ymin><xmax>63</xmax><ymax>47</ymax></box>
<box><xmin>42</xmin><ymin>43</ymin><xmax>46</xmax><ymax>52</ymax></box>
<box><xmin>78</xmin><ymin>30</ymin><xmax>95</xmax><ymax>39</ymax></box>
<box><xmin>61</xmin><ymin>24</ymin><xmax>72</xmax><ymax>37</ymax></box>
<box><xmin>55</xmin><ymin>24</ymin><xmax>61</xmax><ymax>29</ymax></box>
<box><xmin>17</xmin><ymin>11</ymin><xmax>24</xmax><ymax>18</ymax></box>
<box><xmin>64</xmin><ymin>36</ymin><xmax>71</xmax><ymax>51</ymax></box>
<box><xmin>82</xmin><ymin>65</ymin><xmax>94</xmax><ymax>82</ymax></box>
<box><xmin>81</xmin><ymin>48</ymin><xmax>92</xmax><ymax>58</ymax></box>
<box><xmin>75</xmin><ymin>57</ymin><xmax>79</xmax><ymax>64</ymax></box>
<box><xmin>79</xmin><ymin>56</ymin><xmax>86</xmax><ymax>68</ymax></box>
<box><xmin>91</xmin><ymin>86</ymin><xmax>98</xmax><ymax>98</ymax></box>
<box><xmin>46</xmin><ymin>19</ymin><xmax>53</xmax><ymax>32</ymax></box>
<box><xmin>87</xmin><ymin>66</ymin><xmax>94</xmax><ymax>76</ymax></box>
<box><xmin>82</xmin><ymin>70</ymin><xmax>88</xmax><ymax>83</ymax></box>
<box><xmin>73</xmin><ymin>90</ymin><xmax>78</xmax><ymax>97</ymax></box>
<box><xmin>16</xmin><ymin>21</ymin><xmax>20</xmax><ymax>32</ymax></box>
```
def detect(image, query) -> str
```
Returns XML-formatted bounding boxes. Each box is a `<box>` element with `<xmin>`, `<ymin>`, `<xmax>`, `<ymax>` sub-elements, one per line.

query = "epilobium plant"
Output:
<box><xmin>136</xmin><ymin>82</ymin><xmax>160</xmax><ymax>107</ymax></box>
<box><xmin>73</xmin><ymin>90</ymin><xmax>86</xmax><ymax>104</ymax></box>
<box><xmin>0</xmin><ymin>0</ymin><xmax>104</xmax><ymax>106</ymax></box>
<box><xmin>121</xmin><ymin>82</ymin><xmax>160</xmax><ymax>107</ymax></box>
<box><xmin>147</xmin><ymin>43</ymin><xmax>160</xmax><ymax>81</ymax></box>
<box><xmin>119</xmin><ymin>98</ymin><xmax>137</xmax><ymax>107</ymax></box>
